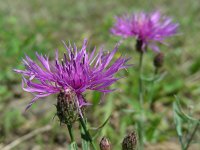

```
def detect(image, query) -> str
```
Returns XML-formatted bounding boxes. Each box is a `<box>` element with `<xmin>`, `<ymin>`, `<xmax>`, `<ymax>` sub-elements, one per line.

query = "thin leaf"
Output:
<box><xmin>174</xmin><ymin>96</ymin><xmax>199</xmax><ymax>123</ymax></box>
<box><xmin>121</xmin><ymin>108</ymin><xmax>136</xmax><ymax>114</ymax></box>
<box><xmin>90</xmin><ymin>115</ymin><xmax>111</xmax><ymax>140</ymax></box>
<box><xmin>155</xmin><ymin>71</ymin><xmax>167</xmax><ymax>82</ymax></box>
<box><xmin>173</xmin><ymin>100</ymin><xmax>183</xmax><ymax>137</ymax></box>
<box><xmin>141</xmin><ymin>75</ymin><xmax>154</xmax><ymax>82</ymax></box>
<box><xmin>89</xmin><ymin>115</ymin><xmax>111</xmax><ymax>131</ymax></box>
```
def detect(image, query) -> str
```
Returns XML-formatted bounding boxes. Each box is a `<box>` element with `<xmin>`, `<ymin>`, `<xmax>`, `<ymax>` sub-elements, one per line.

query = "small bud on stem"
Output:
<box><xmin>154</xmin><ymin>52</ymin><xmax>164</xmax><ymax>68</ymax></box>
<box><xmin>100</xmin><ymin>137</ymin><xmax>111</xmax><ymax>150</ymax></box>
<box><xmin>122</xmin><ymin>131</ymin><xmax>137</xmax><ymax>150</ymax></box>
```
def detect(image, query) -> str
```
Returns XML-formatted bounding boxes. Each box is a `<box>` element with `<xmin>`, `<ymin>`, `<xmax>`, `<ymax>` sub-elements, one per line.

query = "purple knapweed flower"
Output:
<box><xmin>111</xmin><ymin>11</ymin><xmax>178</xmax><ymax>52</ymax></box>
<box><xmin>14</xmin><ymin>39</ymin><xmax>129</xmax><ymax>112</ymax></box>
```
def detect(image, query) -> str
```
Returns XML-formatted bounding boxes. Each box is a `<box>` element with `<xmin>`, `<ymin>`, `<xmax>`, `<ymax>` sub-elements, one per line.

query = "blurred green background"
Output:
<box><xmin>0</xmin><ymin>0</ymin><xmax>200</xmax><ymax>149</ymax></box>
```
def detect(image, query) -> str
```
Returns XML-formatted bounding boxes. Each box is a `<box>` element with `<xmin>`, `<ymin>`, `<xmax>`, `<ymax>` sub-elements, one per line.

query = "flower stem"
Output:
<box><xmin>184</xmin><ymin>122</ymin><xmax>199</xmax><ymax>150</ymax></box>
<box><xmin>149</xmin><ymin>67</ymin><xmax>158</xmax><ymax>109</ymax></box>
<box><xmin>178</xmin><ymin>135</ymin><xmax>184</xmax><ymax>150</ymax></box>
<box><xmin>79</xmin><ymin>117</ymin><xmax>97</xmax><ymax>150</ymax></box>
<box><xmin>138</xmin><ymin>52</ymin><xmax>145</xmax><ymax>150</ymax></box>
<box><xmin>67</xmin><ymin>124</ymin><xmax>74</xmax><ymax>142</ymax></box>
<box><xmin>139</xmin><ymin>52</ymin><xmax>144</xmax><ymax>107</ymax></box>
<box><xmin>67</xmin><ymin>124</ymin><xmax>78</xmax><ymax>150</ymax></box>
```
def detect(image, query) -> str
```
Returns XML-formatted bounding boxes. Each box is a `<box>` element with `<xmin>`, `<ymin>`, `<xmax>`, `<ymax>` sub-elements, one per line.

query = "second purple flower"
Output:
<box><xmin>111</xmin><ymin>11</ymin><xmax>179</xmax><ymax>52</ymax></box>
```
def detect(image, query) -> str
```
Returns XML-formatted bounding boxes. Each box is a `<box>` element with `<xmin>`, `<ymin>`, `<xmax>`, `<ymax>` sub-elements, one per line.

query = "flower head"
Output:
<box><xmin>14</xmin><ymin>39</ymin><xmax>129</xmax><ymax>111</ymax></box>
<box><xmin>111</xmin><ymin>11</ymin><xmax>178</xmax><ymax>52</ymax></box>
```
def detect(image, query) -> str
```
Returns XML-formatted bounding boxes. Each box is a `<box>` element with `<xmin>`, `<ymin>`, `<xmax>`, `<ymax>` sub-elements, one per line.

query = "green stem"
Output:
<box><xmin>184</xmin><ymin>122</ymin><xmax>199</xmax><ymax>150</ymax></box>
<box><xmin>138</xmin><ymin>52</ymin><xmax>144</xmax><ymax>150</ymax></box>
<box><xmin>67</xmin><ymin>124</ymin><xmax>78</xmax><ymax>150</ymax></box>
<box><xmin>67</xmin><ymin>124</ymin><xmax>75</xmax><ymax>142</ymax></box>
<box><xmin>149</xmin><ymin>67</ymin><xmax>158</xmax><ymax>109</ymax></box>
<box><xmin>139</xmin><ymin>52</ymin><xmax>144</xmax><ymax>107</ymax></box>
<box><xmin>178</xmin><ymin>135</ymin><xmax>184</xmax><ymax>150</ymax></box>
<box><xmin>79</xmin><ymin>117</ymin><xmax>97</xmax><ymax>150</ymax></box>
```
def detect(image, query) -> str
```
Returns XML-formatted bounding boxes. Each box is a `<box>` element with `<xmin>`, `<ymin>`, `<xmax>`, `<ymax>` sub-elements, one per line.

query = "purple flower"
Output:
<box><xmin>111</xmin><ymin>11</ymin><xmax>178</xmax><ymax>52</ymax></box>
<box><xmin>14</xmin><ymin>39</ymin><xmax>129</xmax><ymax>111</ymax></box>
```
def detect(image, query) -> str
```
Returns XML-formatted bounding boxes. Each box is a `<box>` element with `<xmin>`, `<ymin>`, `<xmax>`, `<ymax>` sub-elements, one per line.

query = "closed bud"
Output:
<box><xmin>154</xmin><ymin>52</ymin><xmax>164</xmax><ymax>68</ymax></box>
<box><xmin>56</xmin><ymin>89</ymin><xmax>79</xmax><ymax>125</ymax></box>
<box><xmin>100</xmin><ymin>137</ymin><xmax>111</xmax><ymax>150</ymax></box>
<box><xmin>122</xmin><ymin>131</ymin><xmax>137</xmax><ymax>150</ymax></box>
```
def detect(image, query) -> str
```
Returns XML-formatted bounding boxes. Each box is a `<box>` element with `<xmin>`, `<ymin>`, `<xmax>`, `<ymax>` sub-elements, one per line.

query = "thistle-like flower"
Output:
<box><xmin>14</xmin><ymin>39</ymin><xmax>129</xmax><ymax>115</ymax></box>
<box><xmin>111</xmin><ymin>11</ymin><xmax>178</xmax><ymax>52</ymax></box>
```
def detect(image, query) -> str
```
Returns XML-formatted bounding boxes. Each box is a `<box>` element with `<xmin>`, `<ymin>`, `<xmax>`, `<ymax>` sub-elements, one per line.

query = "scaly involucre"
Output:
<box><xmin>111</xmin><ymin>11</ymin><xmax>178</xmax><ymax>52</ymax></box>
<box><xmin>14</xmin><ymin>39</ymin><xmax>129</xmax><ymax>110</ymax></box>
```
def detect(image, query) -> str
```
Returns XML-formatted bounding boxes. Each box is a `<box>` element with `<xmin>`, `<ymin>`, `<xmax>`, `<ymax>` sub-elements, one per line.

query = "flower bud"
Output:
<box><xmin>122</xmin><ymin>131</ymin><xmax>137</xmax><ymax>150</ymax></box>
<box><xmin>100</xmin><ymin>137</ymin><xmax>111</xmax><ymax>150</ymax></box>
<box><xmin>56</xmin><ymin>89</ymin><xmax>79</xmax><ymax>125</ymax></box>
<box><xmin>154</xmin><ymin>52</ymin><xmax>164</xmax><ymax>68</ymax></box>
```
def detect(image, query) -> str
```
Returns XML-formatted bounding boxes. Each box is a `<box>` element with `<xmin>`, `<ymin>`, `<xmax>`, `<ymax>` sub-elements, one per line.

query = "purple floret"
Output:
<box><xmin>111</xmin><ymin>11</ymin><xmax>178</xmax><ymax>52</ymax></box>
<box><xmin>14</xmin><ymin>39</ymin><xmax>129</xmax><ymax>110</ymax></box>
